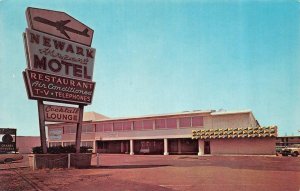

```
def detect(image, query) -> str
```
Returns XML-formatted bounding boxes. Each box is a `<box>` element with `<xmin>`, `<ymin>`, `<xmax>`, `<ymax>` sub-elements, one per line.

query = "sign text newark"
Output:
<box><xmin>24</xmin><ymin>28</ymin><xmax>95</xmax><ymax>81</ymax></box>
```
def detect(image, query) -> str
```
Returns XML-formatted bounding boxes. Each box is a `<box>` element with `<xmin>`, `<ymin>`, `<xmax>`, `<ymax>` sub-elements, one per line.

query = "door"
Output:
<box><xmin>204</xmin><ymin>141</ymin><xmax>211</xmax><ymax>154</ymax></box>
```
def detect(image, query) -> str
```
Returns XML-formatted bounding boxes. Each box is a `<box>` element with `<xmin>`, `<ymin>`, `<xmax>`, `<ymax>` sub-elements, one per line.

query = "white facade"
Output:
<box><xmin>47</xmin><ymin>110</ymin><xmax>276</xmax><ymax>155</ymax></box>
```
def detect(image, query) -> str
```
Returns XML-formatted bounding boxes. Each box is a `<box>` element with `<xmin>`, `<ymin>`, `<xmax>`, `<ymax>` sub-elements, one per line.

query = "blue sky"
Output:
<box><xmin>0</xmin><ymin>0</ymin><xmax>299</xmax><ymax>136</ymax></box>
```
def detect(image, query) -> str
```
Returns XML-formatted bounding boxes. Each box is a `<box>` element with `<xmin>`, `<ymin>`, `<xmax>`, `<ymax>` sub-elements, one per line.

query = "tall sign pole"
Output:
<box><xmin>23</xmin><ymin>7</ymin><xmax>96</xmax><ymax>154</ymax></box>
<box><xmin>75</xmin><ymin>104</ymin><xmax>84</xmax><ymax>153</ymax></box>
<box><xmin>37</xmin><ymin>100</ymin><xmax>47</xmax><ymax>154</ymax></box>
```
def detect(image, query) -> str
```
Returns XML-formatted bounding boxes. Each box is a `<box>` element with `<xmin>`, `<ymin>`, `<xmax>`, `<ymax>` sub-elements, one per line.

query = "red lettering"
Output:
<box><xmin>82</xmin><ymin>82</ymin><xmax>88</xmax><ymax>89</ymax></box>
<box><xmin>34</xmin><ymin>55</ymin><xmax>47</xmax><ymax>70</ymax></box>
<box><xmin>45</xmin><ymin>106</ymin><xmax>51</xmax><ymax>112</ymax></box>
<box><xmin>30</xmin><ymin>32</ymin><xmax>40</xmax><ymax>44</ymax></box>
<box><xmin>86</xmin><ymin>49</ymin><xmax>94</xmax><ymax>58</ymax></box>
<box><xmin>34</xmin><ymin>89</ymin><xmax>40</xmax><ymax>94</ymax></box>
<box><xmin>76</xmin><ymin>46</ymin><xmax>84</xmax><ymax>56</ymax></box>
<box><xmin>51</xmin><ymin>113</ymin><xmax>56</xmax><ymax>119</ymax></box>
<box><xmin>70</xmin><ymin>80</ymin><xmax>75</xmax><ymax>87</ymax></box>
<box><xmin>61</xmin><ymin>61</ymin><xmax>72</xmax><ymax>75</ymax></box>
<box><xmin>38</xmin><ymin>73</ymin><xmax>44</xmax><ymax>81</ymax></box>
<box><xmin>48</xmin><ymin>59</ymin><xmax>62</xmax><ymax>72</ymax></box>
<box><xmin>45</xmin><ymin>75</ymin><xmax>50</xmax><ymax>82</ymax></box>
<box><xmin>83</xmin><ymin>66</ymin><xmax>91</xmax><ymax>80</ymax></box>
<box><xmin>53</xmin><ymin>40</ymin><xmax>65</xmax><ymax>50</ymax></box>
<box><xmin>43</xmin><ymin>37</ymin><xmax>51</xmax><ymax>47</ymax></box>
<box><xmin>56</xmin><ymin>78</ymin><xmax>62</xmax><ymax>85</ymax></box>
<box><xmin>43</xmin><ymin>90</ymin><xmax>49</xmax><ymax>95</ymax></box>
<box><xmin>62</xmin><ymin>79</ymin><xmax>69</xmax><ymax>85</ymax></box>
<box><xmin>30</xmin><ymin>72</ymin><xmax>37</xmax><ymax>80</ymax></box>
<box><xmin>66</xmin><ymin>44</ymin><xmax>74</xmax><ymax>53</ymax></box>
<box><xmin>73</xmin><ymin>65</ymin><xmax>82</xmax><ymax>78</ymax></box>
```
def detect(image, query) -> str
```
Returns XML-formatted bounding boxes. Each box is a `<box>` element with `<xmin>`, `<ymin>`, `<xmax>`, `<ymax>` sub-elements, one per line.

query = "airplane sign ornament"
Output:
<box><xmin>26</xmin><ymin>7</ymin><xmax>94</xmax><ymax>46</ymax></box>
<box><xmin>33</xmin><ymin>17</ymin><xmax>90</xmax><ymax>39</ymax></box>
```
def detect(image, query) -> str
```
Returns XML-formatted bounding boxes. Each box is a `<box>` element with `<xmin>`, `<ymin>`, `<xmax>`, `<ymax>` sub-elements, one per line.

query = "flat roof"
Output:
<box><xmin>211</xmin><ymin>110</ymin><xmax>252</xmax><ymax>116</ymax></box>
<box><xmin>47</xmin><ymin>109</ymin><xmax>254</xmax><ymax>126</ymax></box>
<box><xmin>88</xmin><ymin>109</ymin><xmax>253</xmax><ymax>122</ymax></box>
<box><xmin>98</xmin><ymin>110</ymin><xmax>215</xmax><ymax>122</ymax></box>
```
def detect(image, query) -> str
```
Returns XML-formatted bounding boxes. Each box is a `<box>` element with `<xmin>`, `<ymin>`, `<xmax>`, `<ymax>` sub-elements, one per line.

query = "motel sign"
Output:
<box><xmin>23</xmin><ymin>7</ymin><xmax>96</xmax><ymax>153</ymax></box>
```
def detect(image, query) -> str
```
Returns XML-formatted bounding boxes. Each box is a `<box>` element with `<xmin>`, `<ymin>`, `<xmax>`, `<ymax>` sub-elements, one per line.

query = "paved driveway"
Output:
<box><xmin>0</xmin><ymin>154</ymin><xmax>299</xmax><ymax>191</ymax></box>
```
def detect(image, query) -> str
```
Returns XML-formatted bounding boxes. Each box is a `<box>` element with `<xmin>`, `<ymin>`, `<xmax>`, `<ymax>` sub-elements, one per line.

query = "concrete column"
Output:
<box><xmin>96</xmin><ymin>153</ymin><xmax>100</xmax><ymax>167</ymax></box>
<box><xmin>67</xmin><ymin>154</ymin><xmax>71</xmax><ymax>169</ymax></box>
<box><xmin>130</xmin><ymin>139</ymin><xmax>134</xmax><ymax>155</ymax></box>
<box><xmin>198</xmin><ymin>139</ymin><xmax>204</xmax><ymax>156</ymax></box>
<box><xmin>121</xmin><ymin>141</ymin><xmax>124</xmax><ymax>153</ymax></box>
<box><xmin>178</xmin><ymin>139</ymin><xmax>182</xmax><ymax>154</ymax></box>
<box><xmin>164</xmin><ymin>138</ymin><xmax>169</xmax><ymax>155</ymax></box>
<box><xmin>93</xmin><ymin>141</ymin><xmax>97</xmax><ymax>153</ymax></box>
<box><xmin>153</xmin><ymin>120</ymin><xmax>155</xmax><ymax>130</ymax></box>
<box><xmin>32</xmin><ymin>155</ymin><xmax>36</xmax><ymax>171</ymax></box>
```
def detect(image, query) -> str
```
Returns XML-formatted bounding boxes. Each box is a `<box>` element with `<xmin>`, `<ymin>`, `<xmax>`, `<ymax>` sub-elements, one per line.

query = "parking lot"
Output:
<box><xmin>0</xmin><ymin>154</ymin><xmax>299</xmax><ymax>191</ymax></box>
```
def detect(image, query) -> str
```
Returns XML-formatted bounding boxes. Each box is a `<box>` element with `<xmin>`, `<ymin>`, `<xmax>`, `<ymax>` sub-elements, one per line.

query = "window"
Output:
<box><xmin>179</xmin><ymin>117</ymin><xmax>191</xmax><ymax>128</ymax></box>
<box><xmin>82</xmin><ymin>124</ymin><xmax>95</xmax><ymax>133</ymax></box>
<box><xmin>49</xmin><ymin>129</ymin><xmax>63</xmax><ymax>140</ymax></box>
<box><xmin>49</xmin><ymin>142</ymin><xmax>62</xmax><ymax>147</ymax></box>
<box><xmin>166</xmin><ymin>118</ymin><xmax>177</xmax><ymax>129</ymax></box>
<box><xmin>133</xmin><ymin>121</ymin><xmax>143</xmax><ymax>130</ymax></box>
<box><xmin>192</xmin><ymin>116</ymin><xmax>203</xmax><ymax>127</ymax></box>
<box><xmin>63</xmin><ymin>142</ymin><xmax>75</xmax><ymax>146</ymax></box>
<box><xmin>143</xmin><ymin>120</ymin><xmax>153</xmax><ymax>130</ymax></box>
<box><xmin>155</xmin><ymin>119</ymin><xmax>166</xmax><ymax>129</ymax></box>
<box><xmin>123</xmin><ymin>121</ymin><xmax>132</xmax><ymax>131</ymax></box>
<box><xmin>64</xmin><ymin>125</ymin><xmax>76</xmax><ymax>134</ymax></box>
<box><xmin>96</xmin><ymin>123</ymin><xmax>104</xmax><ymax>132</ymax></box>
<box><xmin>113</xmin><ymin>122</ymin><xmax>123</xmax><ymax>131</ymax></box>
<box><xmin>81</xmin><ymin>141</ymin><xmax>93</xmax><ymax>147</ymax></box>
<box><xmin>103</xmin><ymin>123</ymin><xmax>113</xmax><ymax>132</ymax></box>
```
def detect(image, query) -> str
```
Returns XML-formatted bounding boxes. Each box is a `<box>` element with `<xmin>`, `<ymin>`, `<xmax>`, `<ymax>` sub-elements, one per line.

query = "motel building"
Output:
<box><xmin>47</xmin><ymin>110</ymin><xmax>277</xmax><ymax>156</ymax></box>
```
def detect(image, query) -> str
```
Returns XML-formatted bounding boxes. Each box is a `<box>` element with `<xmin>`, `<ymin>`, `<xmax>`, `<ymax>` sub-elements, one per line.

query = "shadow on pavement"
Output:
<box><xmin>90</xmin><ymin>164</ymin><xmax>171</xmax><ymax>169</ymax></box>
<box><xmin>176</xmin><ymin>156</ymin><xmax>300</xmax><ymax>172</ymax></box>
